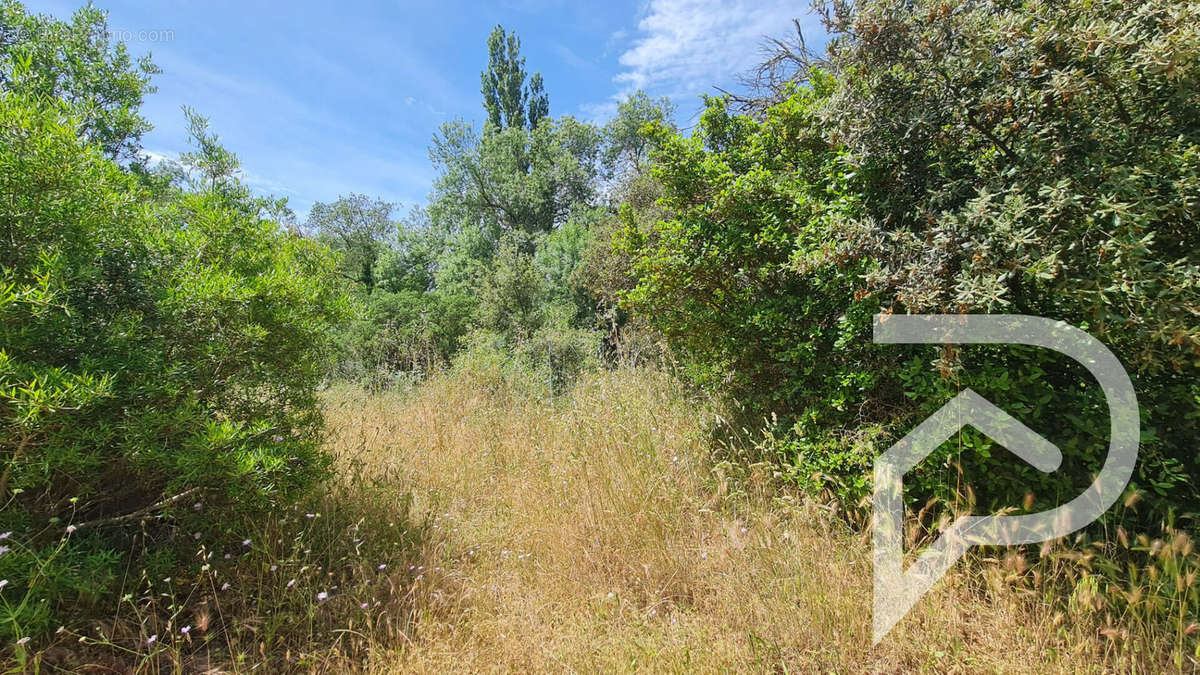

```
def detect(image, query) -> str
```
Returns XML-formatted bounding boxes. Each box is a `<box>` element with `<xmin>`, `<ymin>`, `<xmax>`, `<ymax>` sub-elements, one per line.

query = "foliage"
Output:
<box><xmin>0</xmin><ymin>0</ymin><xmax>158</xmax><ymax>161</ymax></box>
<box><xmin>816</xmin><ymin>0</ymin><xmax>1200</xmax><ymax>512</ymax></box>
<box><xmin>601</xmin><ymin>90</ymin><xmax>676</xmax><ymax>179</ymax></box>
<box><xmin>622</xmin><ymin>0</ymin><xmax>1200</xmax><ymax>526</ymax></box>
<box><xmin>621</xmin><ymin>73</ymin><xmax>884</xmax><ymax>441</ymax></box>
<box><xmin>307</xmin><ymin>193</ymin><xmax>397</xmax><ymax>291</ymax></box>
<box><xmin>0</xmin><ymin>91</ymin><xmax>350</xmax><ymax>640</ymax></box>
<box><xmin>481</xmin><ymin>24</ymin><xmax>549</xmax><ymax>132</ymax></box>
<box><xmin>429</xmin><ymin>114</ymin><xmax>601</xmax><ymax>239</ymax></box>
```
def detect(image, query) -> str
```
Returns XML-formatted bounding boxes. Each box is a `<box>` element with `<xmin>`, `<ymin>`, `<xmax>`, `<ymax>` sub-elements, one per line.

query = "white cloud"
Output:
<box><xmin>614</xmin><ymin>0</ymin><xmax>823</xmax><ymax>100</ymax></box>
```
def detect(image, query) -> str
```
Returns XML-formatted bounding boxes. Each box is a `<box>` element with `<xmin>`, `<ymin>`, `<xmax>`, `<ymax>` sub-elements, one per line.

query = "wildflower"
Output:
<box><xmin>193</xmin><ymin>532</ymin><xmax>201</xmax><ymax>540</ymax></box>
<box><xmin>700</xmin><ymin>552</ymin><xmax>708</xmax><ymax>560</ymax></box>
<box><xmin>377</xmin><ymin>564</ymin><xmax>387</xmax><ymax>570</ymax></box>
<box><xmin>16</xmin><ymin>637</ymin><xmax>30</xmax><ymax>646</ymax></box>
<box><xmin>65</xmin><ymin>525</ymin><xmax>77</xmax><ymax>534</ymax></box>
<box><xmin>305</xmin><ymin>513</ymin><xmax>316</xmax><ymax>519</ymax></box>
<box><xmin>242</xmin><ymin>539</ymin><xmax>251</xmax><ymax>546</ymax></box>
<box><xmin>360</xmin><ymin>602</ymin><xmax>368</xmax><ymax>609</ymax></box>
<box><xmin>287</xmin><ymin>578</ymin><xmax>296</xmax><ymax>588</ymax></box>
<box><xmin>317</xmin><ymin>591</ymin><xmax>329</xmax><ymax>601</ymax></box>
<box><xmin>163</xmin><ymin>577</ymin><xmax>171</xmax><ymax>583</ymax></box>
<box><xmin>147</xmin><ymin>634</ymin><xmax>158</xmax><ymax>645</ymax></box>
<box><xmin>180</xmin><ymin>625</ymin><xmax>190</xmax><ymax>635</ymax></box>
<box><xmin>272</xmin><ymin>435</ymin><xmax>284</xmax><ymax>442</ymax></box>
<box><xmin>0</xmin><ymin>532</ymin><xmax>10</xmax><ymax>540</ymax></box>
<box><xmin>221</xmin><ymin>582</ymin><xmax>231</xmax><ymax>591</ymax></box>
<box><xmin>0</xmin><ymin>546</ymin><xmax>9</xmax><ymax>556</ymax></box>
<box><xmin>270</xmin><ymin>565</ymin><xmax>278</xmax><ymax>572</ymax></box>
<box><xmin>193</xmin><ymin>502</ymin><xmax>202</xmax><ymax>510</ymax></box>
<box><xmin>224</xmin><ymin>553</ymin><xmax>231</xmax><ymax>559</ymax></box>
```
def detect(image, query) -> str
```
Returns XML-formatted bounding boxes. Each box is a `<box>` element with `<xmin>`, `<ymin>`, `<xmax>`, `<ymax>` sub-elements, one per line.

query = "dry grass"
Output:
<box><xmin>320</xmin><ymin>367</ymin><xmax>1151</xmax><ymax>673</ymax></box>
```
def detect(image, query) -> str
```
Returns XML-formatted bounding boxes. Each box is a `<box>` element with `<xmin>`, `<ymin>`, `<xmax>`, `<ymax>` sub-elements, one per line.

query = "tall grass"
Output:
<box><xmin>321</xmin><ymin>363</ymin><xmax>1191</xmax><ymax>673</ymax></box>
<box><xmin>12</xmin><ymin>364</ymin><xmax>1195</xmax><ymax>671</ymax></box>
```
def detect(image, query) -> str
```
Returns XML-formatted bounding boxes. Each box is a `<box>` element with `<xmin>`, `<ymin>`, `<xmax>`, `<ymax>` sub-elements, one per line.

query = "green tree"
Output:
<box><xmin>480</xmin><ymin>25</ymin><xmax>549</xmax><ymax>132</ymax></box>
<box><xmin>428</xmin><ymin>115</ymin><xmax>600</xmax><ymax>239</ymax></box>
<box><xmin>0</xmin><ymin>0</ymin><xmax>159</xmax><ymax>161</ymax></box>
<box><xmin>602</xmin><ymin>91</ymin><xmax>676</xmax><ymax>178</ymax></box>
<box><xmin>306</xmin><ymin>194</ymin><xmax>397</xmax><ymax>291</ymax></box>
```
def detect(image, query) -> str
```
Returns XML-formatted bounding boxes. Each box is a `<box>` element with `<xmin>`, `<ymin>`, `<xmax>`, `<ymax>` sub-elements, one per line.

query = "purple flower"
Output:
<box><xmin>147</xmin><ymin>634</ymin><xmax>158</xmax><ymax>645</ymax></box>
<box><xmin>180</xmin><ymin>626</ymin><xmax>190</xmax><ymax>635</ymax></box>
<box><xmin>316</xmin><ymin>591</ymin><xmax>329</xmax><ymax>601</ymax></box>
<box><xmin>377</xmin><ymin>564</ymin><xmax>387</xmax><ymax>570</ymax></box>
<box><xmin>360</xmin><ymin>602</ymin><xmax>368</xmax><ymax>609</ymax></box>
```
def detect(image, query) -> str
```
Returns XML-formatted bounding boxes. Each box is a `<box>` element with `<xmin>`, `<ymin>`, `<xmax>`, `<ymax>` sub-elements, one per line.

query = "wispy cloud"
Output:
<box><xmin>613</xmin><ymin>0</ymin><xmax>823</xmax><ymax>101</ymax></box>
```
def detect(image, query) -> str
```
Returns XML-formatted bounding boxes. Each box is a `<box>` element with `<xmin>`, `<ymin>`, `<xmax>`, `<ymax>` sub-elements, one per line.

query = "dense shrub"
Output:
<box><xmin>0</xmin><ymin>92</ymin><xmax>349</xmax><ymax>639</ymax></box>
<box><xmin>622</xmin><ymin>0</ymin><xmax>1200</xmax><ymax>521</ymax></box>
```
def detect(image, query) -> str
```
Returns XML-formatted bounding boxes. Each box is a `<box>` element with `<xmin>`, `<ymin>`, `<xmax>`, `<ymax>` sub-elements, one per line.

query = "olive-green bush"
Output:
<box><xmin>0</xmin><ymin>92</ymin><xmax>349</xmax><ymax>639</ymax></box>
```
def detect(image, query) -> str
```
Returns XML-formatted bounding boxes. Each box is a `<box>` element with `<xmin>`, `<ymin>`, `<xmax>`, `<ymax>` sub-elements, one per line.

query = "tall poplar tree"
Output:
<box><xmin>480</xmin><ymin>25</ymin><xmax>549</xmax><ymax>132</ymax></box>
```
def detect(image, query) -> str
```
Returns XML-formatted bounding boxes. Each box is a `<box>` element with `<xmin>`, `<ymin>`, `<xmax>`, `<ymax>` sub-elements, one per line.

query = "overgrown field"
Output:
<box><xmin>317</xmin><ymin>367</ymin><xmax>1191</xmax><ymax>673</ymax></box>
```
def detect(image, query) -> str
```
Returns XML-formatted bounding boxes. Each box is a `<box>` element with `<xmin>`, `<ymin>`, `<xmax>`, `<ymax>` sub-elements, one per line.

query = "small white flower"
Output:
<box><xmin>16</xmin><ymin>636</ymin><xmax>30</xmax><ymax>646</ymax></box>
<box><xmin>242</xmin><ymin>539</ymin><xmax>251</xmax><ymax>546</ymax></box>
<box><xmin>316</xmin><ymin>591</ymin><xmax>329</xmax><ymax>601</ymax></box>
<box><xmin>287</xmin><ymin>578</ymin><xmax>296</xmax><ymax>588</ymax></box>
<box><xmin>360</xmin><ymin>602</ymin><xmax>368</xmax><ymax>609</ymax></box>
<box><xmin>65</xmin><ymin>525</ymin><xmax>77</xmax><ymax>534</ymax></box>
<box><xmin>377</xmin><ymin>564</ymin><xmax>386</xmax><ymax>570</ymax></box>
<box><xmin>0</xmin><ymin>532</ymin><xmax>11</xmax><ymax>540</ymax></box>
<box><xmin>180</xmin><ymin>625</ymin><xmax>190</xmax><ymax>634</ymax></box>
<box><xmin>221</xmin><ymin>582</ymin><xmax>231</xmax><ymax>591</ymax></box>
<box><xmin>270</xmin><ymin>565</ymin><xmax>278</xmax><ymax>572</ymax></box>
<box><xmin>147</xmin><ymin>634</ymin><xmax>158</xmax><ymax>645</ymax></box>
<box><xmin>0</xmin><ymin>546</ymin><xmax>9</xmax><ymax>556</ymax></box>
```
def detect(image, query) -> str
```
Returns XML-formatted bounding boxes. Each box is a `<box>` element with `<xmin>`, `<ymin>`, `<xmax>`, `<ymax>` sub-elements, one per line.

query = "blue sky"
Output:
<box><xmin>27</xmin><ymin>0</ymin><xmax>827</xmax><ymax>218</ymax></box>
